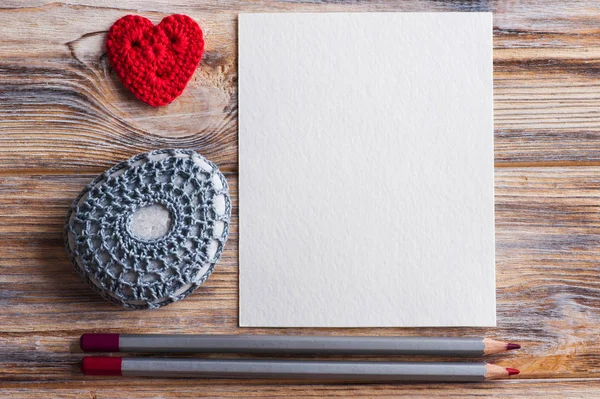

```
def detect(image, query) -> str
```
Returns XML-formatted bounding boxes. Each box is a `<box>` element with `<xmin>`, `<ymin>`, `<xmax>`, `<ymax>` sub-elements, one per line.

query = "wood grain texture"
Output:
<box><xmin>3</xmin><ymin>379</ymin><xmax>600</xmax><ymax>399</ymax></box>
<box><xmin>2</xmin><ymin>0</ymin><xmax>600</xmax><ymax>397</ymax></box>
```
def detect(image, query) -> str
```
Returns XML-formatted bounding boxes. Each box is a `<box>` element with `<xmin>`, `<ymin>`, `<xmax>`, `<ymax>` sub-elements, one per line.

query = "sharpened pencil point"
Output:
<box><xmin>506</xmin><ymin>368</ymin><xmax>520</xmax><ymax>376</ymax></box>
<box><xmin>506</xmin><ymin>343</ymin><xmax>521</xmax><ymax>350</ymax></box>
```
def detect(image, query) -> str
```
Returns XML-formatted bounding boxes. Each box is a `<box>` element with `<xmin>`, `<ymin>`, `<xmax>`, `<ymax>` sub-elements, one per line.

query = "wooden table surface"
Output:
<box><xmin>2</xmin><ymin>0</ymin><xmax>600</xmax><ymax>397</ymax></box>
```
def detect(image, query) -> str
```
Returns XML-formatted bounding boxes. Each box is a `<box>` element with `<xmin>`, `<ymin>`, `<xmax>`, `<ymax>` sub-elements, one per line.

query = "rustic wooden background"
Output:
<box><xmin>1</xmin><ymin>0</ymin><xmax>600</xmax><ymax>397</ymax></box>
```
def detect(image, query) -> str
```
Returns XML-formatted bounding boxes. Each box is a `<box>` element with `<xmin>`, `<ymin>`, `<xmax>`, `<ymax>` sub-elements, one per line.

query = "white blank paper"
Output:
<box><xmin>238</xmin><ymin>12</ymin><xmax>495</xmax><ymax>327</ymax></box>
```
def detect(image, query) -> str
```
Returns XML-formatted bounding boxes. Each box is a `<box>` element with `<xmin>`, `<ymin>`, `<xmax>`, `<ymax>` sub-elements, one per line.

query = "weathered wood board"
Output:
<box><xmin>2</xmin><ymin>1</ymin><xmax>600</xmax><ymax>397</ymax></box>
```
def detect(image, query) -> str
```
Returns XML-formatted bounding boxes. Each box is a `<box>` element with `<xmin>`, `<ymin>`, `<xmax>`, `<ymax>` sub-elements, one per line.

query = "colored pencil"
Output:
<box><xmin>80</xmin><ymin>334</ymin><xmax>519</xmax><ymax>356</ymax></box>
<box><xmin>81</xmin><ymin>357</ymin><xmax>519</xmax><ymax>381</ymax></box>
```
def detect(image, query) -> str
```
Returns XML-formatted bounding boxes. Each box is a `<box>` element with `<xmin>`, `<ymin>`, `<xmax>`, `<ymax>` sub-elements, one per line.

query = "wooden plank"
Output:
<box><xmin>1</xmin><ymin>168</ymin><xmax>600</xmax><ymax>383</ymax></box>
<box><xmin>2</xmin><ymin>2</ymin><xmax>600</xmax><ymax>171</ymax></box>
<box><xmin>2</xmin><ymin>379</ymin><xmax>600</xmax><ymax>398</ymax></box>
<box><xmin>0</xmin><ymin>3</ymin><xmax>238</xmax><ymax>173</ymax></box>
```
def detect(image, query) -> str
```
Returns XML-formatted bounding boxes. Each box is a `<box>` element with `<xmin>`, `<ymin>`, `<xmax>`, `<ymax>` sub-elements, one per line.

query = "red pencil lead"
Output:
<box><xmin>506</xmin><ymin>343</ymin><xmax>521</xmax><ymax>351</ymax></box>
<box><xmin>506</xmin><ymin>368</ymin><xmax>520</xmax><ymax>376</ymax></box>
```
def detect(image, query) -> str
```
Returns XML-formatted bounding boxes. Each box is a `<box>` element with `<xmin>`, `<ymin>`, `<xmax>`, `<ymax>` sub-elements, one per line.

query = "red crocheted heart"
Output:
<box><xmin>106</xmin><ymin>14</ymin><xmax>204</xmax><ymax>107</ymax></box>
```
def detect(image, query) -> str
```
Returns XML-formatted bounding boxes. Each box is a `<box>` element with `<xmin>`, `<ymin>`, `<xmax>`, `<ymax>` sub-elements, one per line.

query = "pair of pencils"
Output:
<box><xmin>80</xmin><ymin>334</ymin><xmax>521</xmax><ymax>381</ymax></box>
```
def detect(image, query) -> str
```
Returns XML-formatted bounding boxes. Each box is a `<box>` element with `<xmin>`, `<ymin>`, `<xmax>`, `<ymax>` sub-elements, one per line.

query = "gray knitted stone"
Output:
<box><xmin>64</xmin><ymin>149</ymin><xmax>231</xmax><ymax>309</ymax></box>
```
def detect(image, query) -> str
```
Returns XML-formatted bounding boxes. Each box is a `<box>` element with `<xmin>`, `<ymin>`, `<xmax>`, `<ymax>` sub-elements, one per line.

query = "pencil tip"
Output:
<box><xmin>506</xmin><ymin>367</ymin><xmax>520</xmax><ymax>376</ymax></box>
<box><xmin>506</xmin><ymin>343</ymin><xmax>521</xmax><ymax>350</ymax></box>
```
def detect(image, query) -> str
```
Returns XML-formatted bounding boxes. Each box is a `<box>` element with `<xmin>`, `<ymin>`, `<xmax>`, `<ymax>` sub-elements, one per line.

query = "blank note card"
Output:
<box><xmin>238</xmin><ymin>13</ymin><xmax>495</xmax><ymax>327</ymax></box>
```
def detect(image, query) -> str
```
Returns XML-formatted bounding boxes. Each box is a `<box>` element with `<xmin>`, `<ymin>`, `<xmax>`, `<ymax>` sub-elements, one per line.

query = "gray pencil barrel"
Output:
<box><xmin>122</xmin><ymin>358</ymin><xmax>488</xmax><ymax>381</ymax></box>
<box><xmin>119</xmin><ymin>335</ymin><xmax>485</xmax><ymax>356</ymax></box>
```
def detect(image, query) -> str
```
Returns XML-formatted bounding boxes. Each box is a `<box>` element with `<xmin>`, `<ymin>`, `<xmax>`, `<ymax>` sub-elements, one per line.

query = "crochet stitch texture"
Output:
<box><xmin>106</xmin><ymin>14</ymin><xmax>204</xmax><ymax>106</ymax></box>
<box><xmin>64</xmin><ymin>149</ymin><xmax>231</xmax><ymax>309</ymax></box>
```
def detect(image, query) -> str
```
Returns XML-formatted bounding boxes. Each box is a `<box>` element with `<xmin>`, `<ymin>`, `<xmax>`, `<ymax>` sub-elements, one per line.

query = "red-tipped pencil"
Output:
<box><xmin>81</xmin><ymin>357</ymin><xmax>519</xmax><ymax>381</ymax></box>
<box><xmin>80</xmin><ymin>334</ymin><xmax>521</xmax><ymax>357</ymax></box>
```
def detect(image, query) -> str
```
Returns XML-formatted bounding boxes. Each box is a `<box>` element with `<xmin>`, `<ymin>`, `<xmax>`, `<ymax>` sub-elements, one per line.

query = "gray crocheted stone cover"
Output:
<box><xmin>64</xmin><ymin>149</ymin><xmax>231</xmax><ymax>309</ymax></box>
